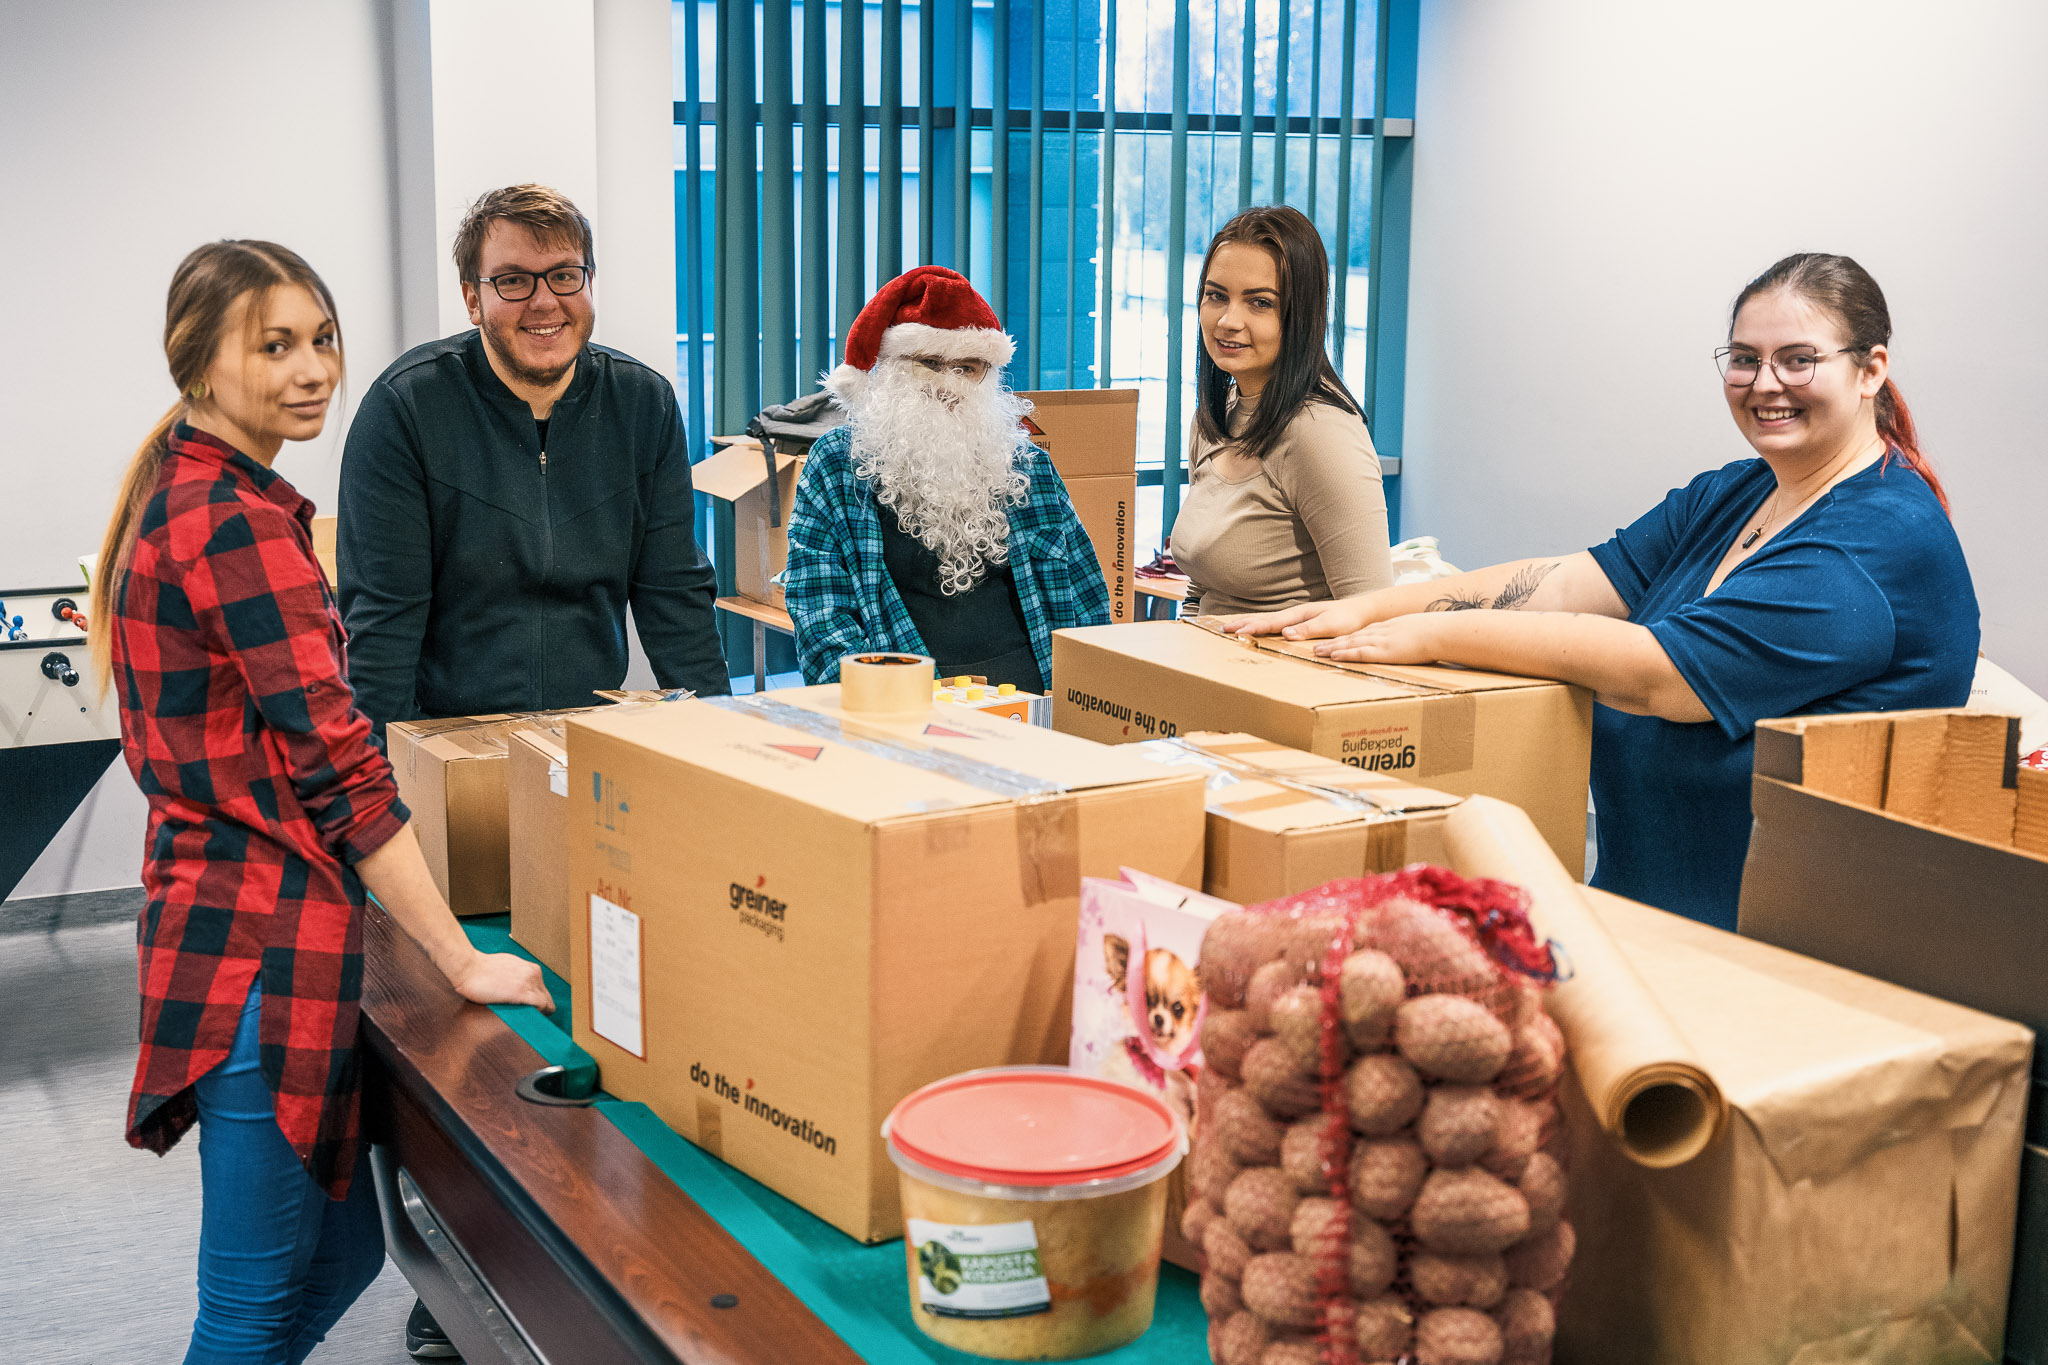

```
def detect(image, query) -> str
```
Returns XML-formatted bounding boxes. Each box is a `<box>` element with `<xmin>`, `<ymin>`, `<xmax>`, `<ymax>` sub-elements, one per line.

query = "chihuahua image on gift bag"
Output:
<box><xmin>1070</xmin><ymin>871</ymin><xmax>1238</xmax><ymax>1132</ymax></box>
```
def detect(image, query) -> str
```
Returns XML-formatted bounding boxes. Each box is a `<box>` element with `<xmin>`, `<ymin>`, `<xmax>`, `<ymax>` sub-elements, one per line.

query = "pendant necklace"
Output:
<box><xmin>1740</xmin><ymin>491</ymin><xmax>1779</xmax><ymax>550</ymax></box>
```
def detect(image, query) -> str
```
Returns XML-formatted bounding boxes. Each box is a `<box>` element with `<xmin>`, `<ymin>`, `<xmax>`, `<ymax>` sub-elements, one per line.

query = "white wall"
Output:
<box><xmin>2</xmin><ymin>0</ymin><xmax>676</xmax><ymax>899</ymax></box>
<box><xmin>1402</xmin><ymin>0</ymin><xmax>2048</xmax><ymax>695</ymax></box>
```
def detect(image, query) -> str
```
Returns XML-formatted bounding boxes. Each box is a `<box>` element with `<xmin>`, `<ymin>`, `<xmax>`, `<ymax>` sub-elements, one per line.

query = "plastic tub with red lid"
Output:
<box><xmin>883</xmin><ymin>1065</ymin><xmax>1187</xmax><ymax>1359</ymax></box>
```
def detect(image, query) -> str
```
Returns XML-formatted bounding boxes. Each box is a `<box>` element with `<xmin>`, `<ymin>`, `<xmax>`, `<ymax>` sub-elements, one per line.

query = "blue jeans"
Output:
<box><xmin>184</xmin><ymin>982</ymin><xmax>385</xmax><ymax>1365</ymax></box>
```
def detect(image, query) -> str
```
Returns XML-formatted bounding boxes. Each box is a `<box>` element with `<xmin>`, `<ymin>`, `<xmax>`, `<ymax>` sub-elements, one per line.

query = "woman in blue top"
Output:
<box><xmin>1223</xmin><ymin>254</ymin><xmax>1977</xmax><ymax>928</ymax></box>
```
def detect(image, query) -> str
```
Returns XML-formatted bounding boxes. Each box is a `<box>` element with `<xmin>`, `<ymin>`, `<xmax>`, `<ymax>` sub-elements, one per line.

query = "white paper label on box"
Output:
<box><xmin>905</xmin><ymin>1218</ymin><xmax>1050</xmax><ymax>1319</ymax></box>
<box><xmin>589</xmin><ymin>893</ymin><xmax>644</xmax><ymax>1058</ymax></box>
<box><xmin>547</xmin><ymin>760</ymin><xmax>568</xmax><ymax>797</ymax></box>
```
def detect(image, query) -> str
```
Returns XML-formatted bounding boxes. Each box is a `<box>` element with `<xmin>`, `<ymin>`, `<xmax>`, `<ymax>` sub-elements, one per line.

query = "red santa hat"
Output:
<box><xmin>822</xmin><ymin>265</ymin><xmax>1016</xmax><ymax>403</ymax></box>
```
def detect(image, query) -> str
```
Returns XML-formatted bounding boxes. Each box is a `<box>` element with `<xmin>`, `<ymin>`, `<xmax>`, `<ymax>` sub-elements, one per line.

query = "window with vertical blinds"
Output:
<box><xmin>671</xmin><ymin>0</ymin><xmax>1415</xmax><ymax>582</ymax></box>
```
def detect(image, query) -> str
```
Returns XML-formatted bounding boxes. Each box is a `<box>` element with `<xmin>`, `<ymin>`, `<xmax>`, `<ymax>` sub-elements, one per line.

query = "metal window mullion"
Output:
<box><xmin>1063</xmin><ymin>0</ymin><xmax>1080</xmax><ymax>386</ymax></box>
<box><xmin>880</xmin><ymin>0</ymin><xmax>904</xmax><ymax>282</ymax></box>
<box><xmin>1095</xmin><ymin>0</ymin><xmax>1117</xmax><ymax>387</ymax></box>
<box><xmin>1330</xmin><ymin>0</ymin><xmax>1357</xmax><ymax>375</ymax></box>
<box><xmin>684</xmin><ymin>0</ymin><xmax>708</xmax><ymax>456</ymax></box>
<box><xmin>801</xmin><ymin>0</ymin><xmax>829</xmax><ymax>383</ymax></box>
<box><xmin>992</xmin><ymin>0</ymin><xmax>1009</xmax><ymax>318</ymax></box>
<box><xmin>836</xmin><ymin>0</ymin><xmax>866</xmax><ymax>363</ymax></box>
<box><xmin>1162</xmin><ymin>0</ymin><xmax>1191</xmax><ymax>528</ymax></box>
<box><xmin>918</xmin><ymin>0</ymin><xmax>936</xmax><ymax>263</ymax></box>
<box><xmin>1305</xmin><ymin>0</ymin><xmax>1323</xmax><ymax>223</ymax></box>
<box><xmin>1026</xmin><ymin>0</ymin><xmax>1044</xmax><ymax>387</ymax></box>
<box><xmin>1271</xmin><ymin>0</ymin><xmax>1288</xmax><ymax>201</ymax></box>
<box><xmin>1236</xmin><ymin>0</ymin><xmax>1255</xmax><ymax>208</ymax></box>
<box><xmin>1362</xmin><ymin>0</ymin><xmax>1392</xmax><ymax>425</ymax></box>
<box><xmin>762</xmin><ymin>0</ymin><xmax>797</xmax><ymax>403</ymax></box>
<box><xmin>952</xmin><ymin>0</ymin><xmax>972</xmax><ymax>272</ymax></box>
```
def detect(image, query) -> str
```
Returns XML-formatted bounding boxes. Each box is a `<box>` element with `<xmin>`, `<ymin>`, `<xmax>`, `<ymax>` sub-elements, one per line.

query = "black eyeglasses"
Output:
<box><xmin>474</xmin><ymin>265</ymin><xmax>591</xmax><ymax>302</ymax></box>
<box><xmin>1715</xmin><ymin>346</ymin><xmax>1849</xmax><ymax>388</ymax></box>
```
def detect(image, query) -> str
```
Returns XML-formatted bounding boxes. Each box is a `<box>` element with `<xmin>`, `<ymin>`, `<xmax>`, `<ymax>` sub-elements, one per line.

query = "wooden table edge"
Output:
<box><xmin>360</xmin><ymin>902</ymin><xmax>861</xmax><ymax>1365</ymax></box>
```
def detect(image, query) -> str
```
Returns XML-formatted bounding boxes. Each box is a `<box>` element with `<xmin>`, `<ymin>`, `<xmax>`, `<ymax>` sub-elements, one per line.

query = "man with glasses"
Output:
<box><xmin>338</xmin><ymin>183</ymin><xmax>728</xmax><ymax>757</ymax></box>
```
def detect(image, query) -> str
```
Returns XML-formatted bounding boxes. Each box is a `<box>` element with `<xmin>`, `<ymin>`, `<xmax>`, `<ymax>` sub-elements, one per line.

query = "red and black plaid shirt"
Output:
<box><xmin>114</xmin><ymin>425</ymin><xmax>407</xmax><ymax>1198</ymax></box>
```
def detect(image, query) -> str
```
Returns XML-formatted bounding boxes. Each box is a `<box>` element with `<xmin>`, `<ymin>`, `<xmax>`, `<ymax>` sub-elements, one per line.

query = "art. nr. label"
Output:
<box><xmin>589</xmin><ymin>893</ymin><xmax>643</xmax><ymax>1058</ymax></box>
<box><xmin>905</xmin><ymin>1218</ymin><xmax>1051</xmax><ymax>1319</ymax></box>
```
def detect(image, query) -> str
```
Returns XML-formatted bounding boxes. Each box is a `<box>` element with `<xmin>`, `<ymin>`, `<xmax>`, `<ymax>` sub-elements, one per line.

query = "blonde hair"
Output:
<box><xmin>451</xmin><ymin>183</ymin><xmax>594</xmax><ymax>285</ymax></box>
<box><xmin>90</xmin><ymin>240</ymin><xmax>343</xmax><ymax>698</ymax></box>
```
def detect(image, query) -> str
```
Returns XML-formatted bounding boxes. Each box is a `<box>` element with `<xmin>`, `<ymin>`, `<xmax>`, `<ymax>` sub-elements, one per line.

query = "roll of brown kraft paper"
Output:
<box><xmin>1444</xmin><ymin>796</ymin><xmax>1726</xmax><ymax>1168</ymax></box>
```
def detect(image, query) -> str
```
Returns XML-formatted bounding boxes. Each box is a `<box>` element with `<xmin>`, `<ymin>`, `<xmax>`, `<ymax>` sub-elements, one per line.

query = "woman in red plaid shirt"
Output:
<box><xmin>89</xmin><ymin>241</ymin><xmax>553</xmax><ymax>1364</ymax></box>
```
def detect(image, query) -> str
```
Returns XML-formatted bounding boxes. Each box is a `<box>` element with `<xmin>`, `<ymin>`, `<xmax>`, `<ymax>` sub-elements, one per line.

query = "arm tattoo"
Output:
<box><xmin>1424</xmin><ymin>560</ymin><xmax>1560</xmax><ymax>613</ymax></box>
<box><xmin>1493</xmin><ymin>560</ymin><xmax>1560</xmax><ymax>610</ymax></box>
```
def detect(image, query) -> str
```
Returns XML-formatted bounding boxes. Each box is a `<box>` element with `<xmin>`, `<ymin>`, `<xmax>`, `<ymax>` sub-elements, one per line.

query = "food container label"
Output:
<box><xmin>905</xmin><ymin>1218</ymin><xmax>1051</xmax><ymax>1319</ymax></box>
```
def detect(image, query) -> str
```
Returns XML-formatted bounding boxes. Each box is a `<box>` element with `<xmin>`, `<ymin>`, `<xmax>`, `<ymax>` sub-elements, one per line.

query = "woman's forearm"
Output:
<box><xmin>1324</xmin><ymin>610</ymin><xmax>1712</xmax><ymax>723</ymax></box>
<box><xmin>355</xmin><ymin>824</ymin><xmax>481</xmax><ymax>983</ymax></box>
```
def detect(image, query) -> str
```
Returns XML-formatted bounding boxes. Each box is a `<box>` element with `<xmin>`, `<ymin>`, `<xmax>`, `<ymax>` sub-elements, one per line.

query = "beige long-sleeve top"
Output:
<box><xmin>1169</xmin><ymin>390</ymin><xmax>1393</xmax><ymax>616</ymax></box>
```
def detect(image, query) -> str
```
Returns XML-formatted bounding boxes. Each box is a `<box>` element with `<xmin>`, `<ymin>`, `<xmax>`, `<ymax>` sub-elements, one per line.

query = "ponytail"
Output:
<box><xmin>1874</xmin><ymin>377</ymin><xmax>1948</xmax><ymax>515</ymax></box>
<box><xmin>88</xmin><ymin>405</ymin><xmax>181</xmax><ymax>701</ymax></box>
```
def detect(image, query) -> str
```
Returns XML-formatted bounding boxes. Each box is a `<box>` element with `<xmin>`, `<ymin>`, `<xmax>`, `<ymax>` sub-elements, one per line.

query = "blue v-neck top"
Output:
<box><xmin>1585</xmin><ymin>452</ymin><xmax>1977</xmax><ymax>929</ymax></box>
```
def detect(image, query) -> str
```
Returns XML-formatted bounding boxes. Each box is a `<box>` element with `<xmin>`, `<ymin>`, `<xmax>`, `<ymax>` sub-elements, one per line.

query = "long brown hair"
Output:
<box><xmin>89</xmin><ymin>241</ymin><xmax>343</xmax><ymax>697</ymax></box>
<box><xmin>1730</xmin><ymin>253</ymin><xmax>1947</xmax><ymax>514</ymax></box>
<box><xmin>1193</xmin><ymin>205</ymin><xmax>1360</xmax><ymax>463</ymax></box>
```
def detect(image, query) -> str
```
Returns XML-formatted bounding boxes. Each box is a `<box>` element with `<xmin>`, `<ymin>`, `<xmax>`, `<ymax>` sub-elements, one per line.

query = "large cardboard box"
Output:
<box><xmin>1052</xmin><ymin>621</ymin><xmax>1593</xmax><ymax>876</ymax></box>
<box><xmin>1020</xmin><ymin>388</ymin><xmax>1139</xmax><ymax>626</ymax></box>
<box><xmin>564</xmin><ymin>687</ymin><xmax>1206</xmax><ymax>1242</ymax></box>
<box><xmin>693</xmin><ymin>439</ymin><xmax>801</xmax><ymax>609</ymax></box>
<box><xmin>1559</xmin><ymin>888</ymin><xmax>2031</xmax><ymax>1365</ymax></box>
<box><xmin>387</xmin><ymin>710</ymin><xmax>602</xmax><ymax>918</ymax></box>
<box><xmin>507</xmin><ymin>723</ymin><xmax>570</xmax><ymax>979</ymax></box>
<box><xmin>1738</xmin><ymin>709</ymin><xmax>2048</xmax><ymax>1057</ymax></box>
<box><xmin>1737</xmin><ymin>708</ymin><xmax>2048</xmax><ymax>1362</ymax></box>
<box><xmin>1134</xmin><ymin>732</ymin><xmax>1464</xmax><ymax>903</ymax></box>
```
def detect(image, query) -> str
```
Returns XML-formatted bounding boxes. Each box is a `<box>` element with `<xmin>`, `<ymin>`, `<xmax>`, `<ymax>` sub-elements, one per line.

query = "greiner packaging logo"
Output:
<box><xmin>729</xmin><ymin>878</ymin><xmax>788</xmax><ymax>942</ymax></box>
<box><xmin>1341</xmin><ymin>725</ymin><xmax>1417</xmax><ymax>773</ymax></box>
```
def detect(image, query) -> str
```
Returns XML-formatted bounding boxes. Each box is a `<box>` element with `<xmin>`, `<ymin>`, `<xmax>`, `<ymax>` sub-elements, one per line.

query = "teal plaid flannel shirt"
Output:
<box><xmin>784</xmin><ymin>423</ymin><xmax>1111</xmax><ymax>684</ymax></box>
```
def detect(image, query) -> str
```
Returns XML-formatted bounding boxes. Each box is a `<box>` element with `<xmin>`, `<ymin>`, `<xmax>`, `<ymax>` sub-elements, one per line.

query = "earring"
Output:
<box><xmin>188</xmin><ymin>381</ymin><xmax>209</xmax><ymax>401</ymax></box>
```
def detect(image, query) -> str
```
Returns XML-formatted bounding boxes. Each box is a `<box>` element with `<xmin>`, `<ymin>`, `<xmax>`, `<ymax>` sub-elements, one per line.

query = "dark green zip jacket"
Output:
<box><xmin>337</xmin><ymin>330</ymin><xmax>728</xmax><ymax>728</ymax></box>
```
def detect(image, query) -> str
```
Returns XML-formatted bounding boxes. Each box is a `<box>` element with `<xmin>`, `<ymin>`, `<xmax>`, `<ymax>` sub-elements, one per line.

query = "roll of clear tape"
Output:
<box><xmin>839</xmin><ymin>652</ymin><xmax>937</xmax><ymax>717</ymax></box>
<box><xmin>1444</xmin><ymin>796</ymin><xmax>1727</xmax><ymax>1169</ymax></box>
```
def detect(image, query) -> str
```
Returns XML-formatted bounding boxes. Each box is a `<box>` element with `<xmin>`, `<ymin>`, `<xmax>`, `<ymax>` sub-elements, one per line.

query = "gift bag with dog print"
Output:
<box><xmin>1071</xmin><ymin>869</ymin><xmax>1239</xmax><ymax>1269</ymax></box>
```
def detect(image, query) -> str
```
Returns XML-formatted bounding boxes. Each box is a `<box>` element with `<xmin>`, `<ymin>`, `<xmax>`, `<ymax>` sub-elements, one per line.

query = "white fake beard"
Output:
<box><xmin>847</xmin><ymin>360</ymin><xmax>1034</xmax><ymax>595</ymax></box>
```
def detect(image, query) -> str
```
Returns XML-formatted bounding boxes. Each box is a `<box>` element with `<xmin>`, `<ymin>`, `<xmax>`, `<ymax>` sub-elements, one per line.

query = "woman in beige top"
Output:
<box><xmin>1169</xmin><ymin>205</ymin><xmax>1392</xmax><ymax>616</ymax></box>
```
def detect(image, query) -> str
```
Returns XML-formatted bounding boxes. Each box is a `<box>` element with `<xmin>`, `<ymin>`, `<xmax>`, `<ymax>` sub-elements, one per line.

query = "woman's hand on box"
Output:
<box><xmin>1220</xmin><ymin>595</ymin><xmax>1386</xmax><ymax>639</ymax></box>
<box><xmin>452</xmin><ymin>951</ymin><xmax>556</xmax><ymax>1015</ymax></box>
<box><xmin>1310</xmin><ymin>614</ymin><xmax>1441</xmax><ymax>664</ymax></box>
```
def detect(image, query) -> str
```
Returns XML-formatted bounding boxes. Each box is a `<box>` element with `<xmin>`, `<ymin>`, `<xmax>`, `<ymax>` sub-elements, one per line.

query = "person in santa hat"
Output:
<box><xmin>784</xmin><ymin>266</ymin><xmax>1109</xmax><ymax>689</ymax></box>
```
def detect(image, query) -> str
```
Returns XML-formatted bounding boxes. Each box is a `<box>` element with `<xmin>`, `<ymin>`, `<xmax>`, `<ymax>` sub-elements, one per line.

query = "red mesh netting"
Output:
<box><xmin>1189</xmin><ymin>869</ymin><xmax>1572</xmax><ymax>1365</ymax></box>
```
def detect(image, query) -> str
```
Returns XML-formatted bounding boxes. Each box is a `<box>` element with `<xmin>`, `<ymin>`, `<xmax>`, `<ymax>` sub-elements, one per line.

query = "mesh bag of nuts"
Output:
<box><xmin>1186</xmin><ymin>868</ymin><xmax>1570</xmax><ymax>1365</ymax></box>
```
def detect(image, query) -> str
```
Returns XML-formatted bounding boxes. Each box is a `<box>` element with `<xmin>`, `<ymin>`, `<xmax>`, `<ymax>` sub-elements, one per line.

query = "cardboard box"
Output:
<box><xmin>1069</xmin><ymin>868</ymin><xmax>1238</xmax><ymax>1273</ymax></box>
<box><xmin>564</xmin><ymin>687</ymin><xmax>1206</xmax><ymax>1242</ymax></box>
<box><xmin>1559</xmin><ymin>888</ymin><xmax>2031</xmax><ymax>1365</ymax></box>
<box><xmin>693</xmin><ymin>439</ymin><xmax>801</xmax><ymax>609</ymax></box>
<box><xmin>1051</xmin><ymin>621</ymin><xmax>1593</xmax><ymax>876</ymax></box>
<box><xmin>1134</xmin><ymin>732</ymin><xmax>1464</xmax><ymax>903</ymax></box>
<box><xmin>386</xmin><ymin>710</ymin><xmax>602</xmax><ymax>918</ymax></box>
<box><xmin>310</xmin><ymin>514</ymin><xmax>337</xmax><ymax>584</ymax></box>
<box><xmin>1738</xmin><ymin>709</ymin><xmax>2046</xmax><ymax>1060</ymax></box>
<box><xmin>507</xmin><ymin>724</ymin><xmax>571</xmax><ymax>979</ymax></box>
<box><xmin>1019</xmin><ymin>388</ymin><xmax>1139</xmax><ymax>627</ymax></box>
<box><xmin>1737</xmin><ymin>708</ymin><xmax>2048</xmax><ymax>1363</ymax></box>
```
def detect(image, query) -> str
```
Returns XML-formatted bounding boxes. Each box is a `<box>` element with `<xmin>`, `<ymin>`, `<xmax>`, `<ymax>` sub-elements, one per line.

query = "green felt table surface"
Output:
<box><xmin>458</xmin><ymin>916</ymin><xmax>1208</xmax><ymax>1364</ymax></box>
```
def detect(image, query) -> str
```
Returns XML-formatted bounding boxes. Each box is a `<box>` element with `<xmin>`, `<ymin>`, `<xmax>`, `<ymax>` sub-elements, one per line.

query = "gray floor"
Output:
<box><xmin>0</xmin><ymin>888</ymin><xmax>420</xmax><ymax>1364</ymax></box>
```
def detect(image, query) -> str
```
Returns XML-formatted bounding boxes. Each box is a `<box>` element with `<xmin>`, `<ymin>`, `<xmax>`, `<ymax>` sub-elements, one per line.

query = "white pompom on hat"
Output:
<box><xmin>821</xmin><ymin>265</ymin><xmax>1017</xmax><ymax>403</ymax></box>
